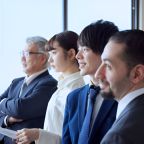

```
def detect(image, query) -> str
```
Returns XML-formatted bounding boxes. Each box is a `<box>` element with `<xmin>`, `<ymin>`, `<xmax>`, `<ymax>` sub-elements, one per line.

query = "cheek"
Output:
<box><xmin>105</xmin><ymin>71</ymin><xmax>116</xmax><ymax>85</ymax></box>
<box><xmin>26</xmin><ymin>57</ymin><xmax>32</xmax><ymax>63</ymax></box>
<box><xmin>53</xmin><ymin>57</ymin><xmax>60</xmax><ymax>65</ymax></box>
<box><xmin>52</xmin><ymin>56</ymin><xmax>64</xmax><ymax>68</ymax></box>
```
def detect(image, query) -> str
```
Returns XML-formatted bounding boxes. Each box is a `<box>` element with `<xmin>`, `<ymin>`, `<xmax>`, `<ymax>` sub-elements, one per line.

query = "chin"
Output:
<box><xmin>100</xmin><ymin>88</ymin><xmax>115</xmax><ymax>100</ymax></box>
<box><xmin>23</xmin><ymin>69</ymin><xmax>27</xmax><ymax>73</ymax></box>
<box><xmin>80</xmin><ymin>70</ymin><xmax>87</xmax><ymax>76</ymax></box>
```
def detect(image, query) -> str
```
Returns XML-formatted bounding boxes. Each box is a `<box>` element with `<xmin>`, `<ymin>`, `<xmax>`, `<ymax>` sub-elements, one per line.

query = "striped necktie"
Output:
<box><xmin>19</xmin><ymin>81</ymin><xmax>27</xmax><ymax>97</ymax></box>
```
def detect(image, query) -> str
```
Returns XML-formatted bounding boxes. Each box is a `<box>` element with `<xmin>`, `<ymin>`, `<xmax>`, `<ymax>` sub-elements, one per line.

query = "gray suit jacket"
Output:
<box><xmin>101</xmin><ymin>94</ymin><xmax>144</xmax><ymax>144</ymax></box>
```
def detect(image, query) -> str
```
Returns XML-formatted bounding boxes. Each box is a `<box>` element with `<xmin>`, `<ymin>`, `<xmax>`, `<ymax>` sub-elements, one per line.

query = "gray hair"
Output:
<box><xmin>26</xmin><ymin>36</ymin><xmax>47</xmax><ymax>52</ymax></box>
<box><xmin>26</xmin><ymin>36</ymin><xmax>49</xmax><ymax>68</ymax></box>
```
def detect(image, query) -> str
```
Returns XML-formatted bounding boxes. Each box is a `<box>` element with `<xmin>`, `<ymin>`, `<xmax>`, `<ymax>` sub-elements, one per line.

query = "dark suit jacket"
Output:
<box><xmin>0</xmin><ymin>70</ymin><xmax>57</xmax><ymax>143</ymax></box>
<box><xmin>101</xmin><ymin>94</ymin><xmax>144</xmax><ymax>144</ymax></box>
<box><xmin>62</xmin><ymin>84</ymin><xmax>117</xmax><ymax>144</ymax></box>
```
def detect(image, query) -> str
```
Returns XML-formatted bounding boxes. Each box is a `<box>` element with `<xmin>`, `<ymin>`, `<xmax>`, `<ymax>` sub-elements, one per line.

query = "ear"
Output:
<box><xmin>41</xmin><ymin>53</ymin><xmax>48</xmax><ymax>65</ymax></box>
<box><xmin>67</xmin><ymin>48</ymin><xmax>76</xmax><ymax>60</ymax></box>
<box><xmin>130</xmin><ymin>64</ymin><xmax>144</xmax><ymax>84</ymax></box>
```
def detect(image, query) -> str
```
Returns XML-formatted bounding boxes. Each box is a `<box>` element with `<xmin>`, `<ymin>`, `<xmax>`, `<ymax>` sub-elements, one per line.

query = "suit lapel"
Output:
<box><xmin>20</xmin><ymin>71</ymin><xmax>49</xmax><ymax>97</ymax></box>
<box><xmin>114</xmin><ymin>94</ymin><xmax>144</xmax><ymax>125</ymax></box>
<box><xmin>15</xmin><ymin>80</ymin><xmax>24</xmax><ymax>98</ymax></box>
<box><xmin>78</xmin><ymin>85</ymin><xmax>89</xmax><ymax>131</ymax></box>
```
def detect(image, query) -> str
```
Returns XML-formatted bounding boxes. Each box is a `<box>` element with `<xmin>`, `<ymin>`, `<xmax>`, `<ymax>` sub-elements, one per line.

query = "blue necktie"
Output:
<box><xmin>78</xmin><ymin>86</ymin><xmax>100</xmax><ymax>144</ymax></box>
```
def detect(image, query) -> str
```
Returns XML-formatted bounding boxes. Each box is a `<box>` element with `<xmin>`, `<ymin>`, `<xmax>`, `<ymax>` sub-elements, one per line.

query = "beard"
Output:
<box><xmin>100</xmin><ymin>87</ymin><xmax>115</xmax><ymax>100</ymax></box>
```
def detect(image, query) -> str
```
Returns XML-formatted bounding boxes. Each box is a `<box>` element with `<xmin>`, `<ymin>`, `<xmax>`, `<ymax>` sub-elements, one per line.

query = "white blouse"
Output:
<box><xmin>36</xmin><ymin>72</ymin><xmax>85</xmax><ymax>144</ymax></box>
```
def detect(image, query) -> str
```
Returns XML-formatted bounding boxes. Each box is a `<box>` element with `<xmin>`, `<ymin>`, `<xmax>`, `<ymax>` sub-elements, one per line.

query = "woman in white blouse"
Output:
<box><xmin>16</xmin><ymin>31</ymin><xmax>85</xmax><ymax>144</ymax></box>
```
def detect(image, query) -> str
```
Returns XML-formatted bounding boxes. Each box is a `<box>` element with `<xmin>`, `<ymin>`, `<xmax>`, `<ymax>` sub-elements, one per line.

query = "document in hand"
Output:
<box><xmin>0</xmin><ymin>127</ymin><xmax>16</xmax><ymax>139</ymax></box>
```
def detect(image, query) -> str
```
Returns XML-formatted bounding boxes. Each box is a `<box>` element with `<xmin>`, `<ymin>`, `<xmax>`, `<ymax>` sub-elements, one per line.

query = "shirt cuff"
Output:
<box><xmin>35</xmin><ymin>129</ymin><xmax>61</xmax><ymax>144</ymax></box>
<box><xmin>4</xmin><ymin>115</ymin><xmax>9</xmax><ymax>126</ymax></box>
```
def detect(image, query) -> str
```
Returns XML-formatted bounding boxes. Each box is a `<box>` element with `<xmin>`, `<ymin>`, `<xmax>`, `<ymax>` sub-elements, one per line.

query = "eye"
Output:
<box><xmin>105</xmin><ymin>63</ymin><xmax>112</xmax><ymax>70</ymax></box>
<box><xmin>83</xmin><ymin>47</ymin><xmax>89</xmax><ymax>52</ymax></box>
<box><xmin>51</xmin><ymin>50</ymin><xmax>57</xmax><ymax>55</ymax></box>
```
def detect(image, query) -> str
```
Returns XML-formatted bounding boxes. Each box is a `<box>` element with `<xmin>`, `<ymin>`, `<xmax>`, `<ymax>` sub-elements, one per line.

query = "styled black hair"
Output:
<box><xmin>78</xmin><ymin>20</ymin><xmax>119</xmax><ymax>54</ymax></box>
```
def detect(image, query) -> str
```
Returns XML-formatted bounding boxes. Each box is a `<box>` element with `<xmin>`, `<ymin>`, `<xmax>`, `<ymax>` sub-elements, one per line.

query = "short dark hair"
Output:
<box><xmin>110</xmin><ymin>29</ymin><xmax>144</xmax><ymax>69</ymax></box>
<box><xmin>47</xmin><ymin>31</ymin><xmax>78</xmax><ymax>53</ymax></box>
<box><xmin>78</xmin><ymin>20</ymin><xmax>119</xmax><ymax>54</ymax></box>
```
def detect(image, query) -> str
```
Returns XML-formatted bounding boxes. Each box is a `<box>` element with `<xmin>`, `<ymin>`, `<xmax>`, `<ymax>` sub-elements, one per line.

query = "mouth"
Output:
<box><xmin>50</xmin><ymin>65</ymin><xmax>55</xmax><ymax>69</ymax></box>
<box><xmin>78</xmin><ymin>62</ymin><xmax>86</xmax><ymax>69</ymax></box>
<box><xmin>98</xmin><ymin>79</ymin><xmax>109</xmax><ymax>90</ymax></box>
<box><xmin>50</xmin><ymin>63</ymin><xmax>54</xmax><ymax>67</ymax></box>
<box><xmin>22</xmin><ymin>62</ymin><xmax>27</xmax><ymax>67</ymax></box>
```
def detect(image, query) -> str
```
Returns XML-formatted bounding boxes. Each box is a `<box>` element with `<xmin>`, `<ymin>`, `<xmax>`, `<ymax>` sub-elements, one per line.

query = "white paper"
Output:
<box><xmin>0</xmin><ymin>127</ymin><xmax>16</xmax><ymax>139</ymax></box>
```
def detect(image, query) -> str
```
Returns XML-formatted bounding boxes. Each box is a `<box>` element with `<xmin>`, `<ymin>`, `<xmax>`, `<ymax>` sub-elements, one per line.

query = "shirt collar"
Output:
<box><xmin>116</xmin><ymin>88</ymin><xmax>144</xmax><ymax>119</ymax></box>
<box><xmin>58</xmin><ymin>72</ymin><xmax>82</xmax><ymax>88</ymax></box>
<box><xmin>25</xmin><ymin>68</ymin><xmax>47</xmax><ymax>85</ymax></box>
<box><xmin>88</xmin><ymin>80</ymin><xmax>99</xmax><ymax>87</ymax></box>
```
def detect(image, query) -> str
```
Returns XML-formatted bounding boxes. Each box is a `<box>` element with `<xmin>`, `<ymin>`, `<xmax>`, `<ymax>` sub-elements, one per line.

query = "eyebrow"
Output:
<box><xmin>51</xmin><ymin>47</ymin><xmax>57</xmax><ymax>50</ymax></box>
<box><xmin>103</xmin><ymin>58</ymin><xmax>113</xmax><ymax>64</ymax></box>
<box><xmin>48</xmin><ymin>47</ymin><xmax>57</xmax><ymax>51</ymax></box>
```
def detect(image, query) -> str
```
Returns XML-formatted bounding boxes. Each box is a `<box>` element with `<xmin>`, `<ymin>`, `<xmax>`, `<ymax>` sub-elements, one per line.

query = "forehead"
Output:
<box><xmin>102</xmin><ymin>41</ymin><xmax>124</xmax><ymax>62</ymax></box>
<box><xmin>78</xmin><ymin>45</ymin><xmax>92</xmax><ymax>51</ymax></box>
<box><xmin>53</xmin><ymin>41</ymin><xmax>60</xmax><ymax>48</ymax></box>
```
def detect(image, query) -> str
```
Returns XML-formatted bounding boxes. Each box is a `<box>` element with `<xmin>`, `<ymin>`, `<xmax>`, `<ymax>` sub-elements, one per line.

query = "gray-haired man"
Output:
<box><xmin>0</xmin><ymin>36</ymin><xmax>57</xmax><ymax>144</ymax></box>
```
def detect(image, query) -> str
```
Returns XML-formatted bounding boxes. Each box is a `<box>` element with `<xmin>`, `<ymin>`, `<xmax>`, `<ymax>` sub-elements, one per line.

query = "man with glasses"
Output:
<box><xmin>0</xmin><ymin>36</ymin><xmax>57</xmax><ymax>144</ymax></box>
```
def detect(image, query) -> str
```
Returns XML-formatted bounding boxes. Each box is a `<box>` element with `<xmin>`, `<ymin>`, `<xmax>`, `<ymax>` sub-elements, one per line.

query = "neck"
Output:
<box><xmin>117</xmin><ymin>83</ymin><xmax>144</xmax><ymax>100</ymax></box>
<box><xmin>89</xmin><ymin>75</ymin><xmax>98</xmax><ymax>86</ymax></box>
<box><xmin>26</xmin><ymin>68</ymin><xmax>46</xmax><ymax>77</ymax></box>
<box><xmin>62</xmin><ymin>66</ymin><xmax>79</xmax><ymax>77</ymax></box>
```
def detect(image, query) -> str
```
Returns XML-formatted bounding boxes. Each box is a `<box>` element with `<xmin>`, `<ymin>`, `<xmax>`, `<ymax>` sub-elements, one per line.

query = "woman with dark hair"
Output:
<box><xmin>16</xmin><ymin>31</ymin><xmax>85</xmax><ymax>144</ymax></box>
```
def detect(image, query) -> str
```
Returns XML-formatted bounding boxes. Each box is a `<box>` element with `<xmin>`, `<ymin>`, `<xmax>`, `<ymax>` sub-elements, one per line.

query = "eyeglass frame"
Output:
<box><xmin>21</xmin><ymin>50</ymin><xmax>46</xmax><ymax>57</ymax></box>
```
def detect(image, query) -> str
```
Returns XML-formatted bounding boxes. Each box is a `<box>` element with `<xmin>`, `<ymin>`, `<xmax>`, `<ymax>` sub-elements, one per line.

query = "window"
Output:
<box><xmin>0</xmin><ymin>0</ymin><xmax>131</xmax><ymax>93</ymax></box>
<box><xmin>0</xmin><ymin>0</ymin><xmax>62</xmax><ymax>93</ymax></box>
<box><xmin>68</xmin><ymin>0</ymin><xmax>131</xmax><ymax>33</ymax></box>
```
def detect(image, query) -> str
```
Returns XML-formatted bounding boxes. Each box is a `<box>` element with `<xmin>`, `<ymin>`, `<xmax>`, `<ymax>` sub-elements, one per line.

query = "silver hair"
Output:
<box><xmin>26</xmin><ymin>36</ymin><xmax>49</xmax><ymax>68</ymax></box>
<box><xmin>26</xmin><ymin>36</ymin><xmax>47</xmax><ymax>52</ymax></box>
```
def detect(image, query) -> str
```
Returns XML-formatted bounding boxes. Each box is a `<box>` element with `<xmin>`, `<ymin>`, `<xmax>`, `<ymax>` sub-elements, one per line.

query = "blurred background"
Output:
<box><xmin>0</xmin><ymin>0</ymin><xmax>143</xmax><ymax>93</ymax></box>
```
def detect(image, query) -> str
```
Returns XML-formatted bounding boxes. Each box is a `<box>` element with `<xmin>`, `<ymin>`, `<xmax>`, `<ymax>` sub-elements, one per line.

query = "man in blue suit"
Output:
<box><xmin>62</xmin><ymin>20</ymin><xmax>118</xmax><ymax>144</ymax></box>
<box><xmin>0</xmin><ymin>36</ymin><xmax>57</xmax><ymax>144</ymax></box>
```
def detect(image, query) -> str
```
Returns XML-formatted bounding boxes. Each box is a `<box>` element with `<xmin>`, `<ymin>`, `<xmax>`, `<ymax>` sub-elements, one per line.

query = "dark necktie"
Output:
<box><xmin>78</xmin><ymin>86</ymin><xmax>100</xmax><ymax>144</ymax></box>
<box><xmin>19</xmin><ymin>81</ymin><xmax>27</xmax><ymax>97</ymax></box>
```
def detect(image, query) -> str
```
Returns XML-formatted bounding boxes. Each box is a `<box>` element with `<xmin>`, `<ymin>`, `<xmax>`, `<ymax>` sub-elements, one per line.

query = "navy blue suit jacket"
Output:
<box><xmin>0</xmin><ymin>70</ymin><xmax>57</xmax><ymax>143</ymax></box>
<box><xmin>62</xmin><ymin>84</ymin><xmax>117</xmax><ymax>144</ymax></box>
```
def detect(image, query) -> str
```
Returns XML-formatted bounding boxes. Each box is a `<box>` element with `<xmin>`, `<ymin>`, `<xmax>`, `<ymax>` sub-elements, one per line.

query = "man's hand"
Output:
<box><xmin>7</xmin><ymin>117</ymin><xmax>23</xmax><ymax>125</ymax></box>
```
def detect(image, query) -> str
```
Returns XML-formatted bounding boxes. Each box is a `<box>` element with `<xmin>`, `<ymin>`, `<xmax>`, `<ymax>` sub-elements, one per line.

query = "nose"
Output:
<box><xmin>76</xmin><ymin>50</ymin><xmax>83</xmax><ymax>60</ymax></box>
<box><xmin>95</xmin><ymin>63</ymin><xmax>106</xmax><ymax>82</ymax></box>
<box><xmin>48</xmin><ymin>55</ymin><xmax>53</xmax><ymax>64</ymax></box>
<box><xmin>21</xmin><ymin>52</ymin><xmax>26</xmax><ymax>61</ymax></box>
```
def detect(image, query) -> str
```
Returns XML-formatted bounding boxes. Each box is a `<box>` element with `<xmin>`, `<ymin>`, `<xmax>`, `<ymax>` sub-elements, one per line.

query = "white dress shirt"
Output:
<box><xmin>116</xmin><ymin>88</ymin><xmax>144</xmax><ymax>119</ymax></box>
<box><xmin>36</xmin><ymin>72</ymin><xmax>85</xmax><ymax>144</ymax></box>
<box><xmin>91</xmin><ymin>93</ymin><xmax>103</xmax><ymax>128</ymax></box>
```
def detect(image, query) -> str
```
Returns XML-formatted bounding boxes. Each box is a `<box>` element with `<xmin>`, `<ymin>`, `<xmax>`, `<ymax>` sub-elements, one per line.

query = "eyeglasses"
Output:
<box><xmin>21</xmin><ymin>51</ymin><xmax>45</xmax><ymax>57</ymax></box>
